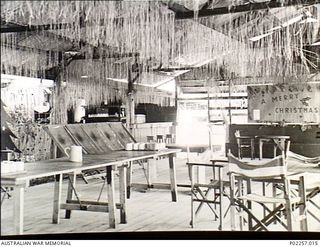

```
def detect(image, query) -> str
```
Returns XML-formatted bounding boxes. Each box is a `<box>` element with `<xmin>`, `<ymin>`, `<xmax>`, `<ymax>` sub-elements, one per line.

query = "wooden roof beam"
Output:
<box><xmin>174</xmin><ymin>0</ymin><xmax>319</xmax><ymax>19</ymax></box>
<box><xmin>0</xmin><ymin>22</ymin><xmax>78</xmax><ymax>33</ymax></box>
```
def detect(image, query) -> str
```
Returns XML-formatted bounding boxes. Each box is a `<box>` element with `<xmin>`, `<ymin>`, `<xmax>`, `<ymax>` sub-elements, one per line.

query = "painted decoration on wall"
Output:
<box><xmin>247</xmin><ymin>83</ymin><xmax>320</xmax><ymax>123</ymax></box>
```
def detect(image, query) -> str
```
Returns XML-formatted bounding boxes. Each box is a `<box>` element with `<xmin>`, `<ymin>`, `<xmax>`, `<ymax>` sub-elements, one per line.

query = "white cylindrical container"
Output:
<box><xmin>126</xmin><ymin>143</ymin><xmax>133</xmax><ymax>151</ymax></box>
<box><xmin>139</xmin><ymin>143</ymin><xmax>145</xmax><ymax>150</ymax></box>
<box><xmin>133</xmin><ymin>143</ymin><xmax>139</xmax><ymax>150</ymax></box>
<box><xmin>2</xmin><ymin>161</ymin><xmax>13</xmax><ymax>173</ymax></box>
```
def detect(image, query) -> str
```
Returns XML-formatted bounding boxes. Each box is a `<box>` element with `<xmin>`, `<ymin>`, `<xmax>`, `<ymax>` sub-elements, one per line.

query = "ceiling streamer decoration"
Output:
<box><xmin>1</xmin><ymin>1</ymin><xmax>319</xmax><ymax>81</ymax></box>
<box><xmin>174</xmin><ymin>4</ymin><xmax>319</xmax><ymax>80</ymax></box>
<box><xmin>1</xmin><ymin>1</ymin><xmax>175</xmax><ymax>76</ymax></box>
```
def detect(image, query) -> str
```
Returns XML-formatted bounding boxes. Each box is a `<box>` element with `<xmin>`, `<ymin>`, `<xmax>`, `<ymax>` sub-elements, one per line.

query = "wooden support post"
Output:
<box><xmin>168</xmin><ymin>153</ymin><xmax>178</xmax><ymax>202</ymax></box>
<box><xmin>228</xmin><ymin>79</ymin><xmax>232</xmax><ymax>124</ymax></box>
<box><xmin>65</xmin><ymin>172</ymin><xmax>76</xmax><ymax>219</ymax></box>
<box><xmin>106</xmin><ymin>165</ymin><xmax>116</xmax><ymax>228</ymax></box>
<box><xmin>13</xmin><ymin>186</ymin><xmax>24</xmax><ymax>235</ymax></box>
<box><xmin>52</xmin><ymin>174</ymin><xmax>62</xmax><ymax>224</ymax></box>
<box><xmin>119</xmin><ymin>165</ymin><xmax>127</xmax><ymax>224</ymax></box>
<box><xmin>126</xmin><ymin>59</ymin><xmax>140</xmax><ymax>131</ymax></box>
<box><xmin>126</xmin><ymin>93</ymin><xmax>135</xmax><ymax>131</ymax></box>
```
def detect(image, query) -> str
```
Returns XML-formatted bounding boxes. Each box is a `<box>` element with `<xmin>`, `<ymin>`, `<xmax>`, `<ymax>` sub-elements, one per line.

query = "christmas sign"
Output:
<box><xmin>247</xmin><ymin>83</ymin><xmax>320</xmax><ymax>123</ymax></box>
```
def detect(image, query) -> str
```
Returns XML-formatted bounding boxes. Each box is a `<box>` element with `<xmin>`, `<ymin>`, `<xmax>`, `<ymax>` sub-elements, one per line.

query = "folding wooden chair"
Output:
<box><xmin>228</xmin><ymin>152</ymin><xmax>308</xmax><ymax>231</ymax></box>
<box><xmin>187</xmin><ymin>159</ymin><xmax>229</xmax><ymax>230</ymax></box>
<box><xmin>287</xmin><ymin>151</ymin><xmax>320</xmax><ymax>225</ymax></box>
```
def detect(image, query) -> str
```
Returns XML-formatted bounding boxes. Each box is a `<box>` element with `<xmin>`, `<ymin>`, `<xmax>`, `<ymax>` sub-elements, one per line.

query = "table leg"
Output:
<box><xmin>106</xmin><ymin>165</ymin><xmax>116</xmax><ymax>228</ymax></box>
<box><xmin>52</xmin><ymin>174</ymin><xmax>62</xmax><ymax>224</ymax></box>
<box><xmin>147</xmin><ymin>158</ymin><xmax>157</xmax><ymax>186</ymax></box>
<box><xmin>65</xmin><ymin>172</ymin><xmax>76</xmax><ymax>219</ymax></box>
<box><xmin>126</xmin><ymin>161</ymin><xmax>132</xmax><ymax>199</ymax></box>
<box><xmin>119</xmin><ymin>165</ymin><xmax>127</xmax><ymax>224</ymax></box>
<box><xmin>169</xmin><ymin>153</ymin><xmax>178</xmax><ymax>202</ymax></box>
<box><xmin>13</xmin><ymin>186</ymin><xmax>24</xmax><ymax>235</ymax></box>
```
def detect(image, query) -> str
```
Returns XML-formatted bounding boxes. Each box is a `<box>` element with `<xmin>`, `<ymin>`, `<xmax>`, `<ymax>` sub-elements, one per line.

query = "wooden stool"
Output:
<box><xmin>147</xmin><ymin>136</ymin><xmax>154</xmax><ymax>142</ymax></box>
<box><xmin>156</xmin><ymin>135</ymin><xmax>164</xmax><ymax>143</ymax></box>
<box><xmin>165</xmin><ymin>134</ymin><xmax>173</xmax><ymax>144</ymax></box>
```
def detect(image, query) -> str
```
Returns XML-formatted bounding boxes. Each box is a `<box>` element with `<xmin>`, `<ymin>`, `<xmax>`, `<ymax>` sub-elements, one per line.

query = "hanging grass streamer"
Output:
<box><xmin>1</xmin><ymin>1</ymin><xmax>319</xmax><ymax>115</ymax></box>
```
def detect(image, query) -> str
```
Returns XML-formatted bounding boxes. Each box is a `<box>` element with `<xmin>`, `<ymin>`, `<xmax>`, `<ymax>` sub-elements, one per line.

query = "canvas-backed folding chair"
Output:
<box><xmin>187</xmin><ymin>159</ymin><xmax>230</xmax><ymax>230</ymax></box>
<box><xmin>287</xmin><ymin>151</ymin><xmax>320</xmax><ymax>225</ymax></box>
<box><xmin>228</xmin><ymin>152</ymin><xmax>308</xmax><ymax>231</ymax></box>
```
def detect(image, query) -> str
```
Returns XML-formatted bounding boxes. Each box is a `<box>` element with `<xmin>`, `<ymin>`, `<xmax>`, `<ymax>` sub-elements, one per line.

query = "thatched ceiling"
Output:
<box><xmin>1</xmin><ymin>0</ymin><xmax>319</xmax><ymax>83</ymax></box>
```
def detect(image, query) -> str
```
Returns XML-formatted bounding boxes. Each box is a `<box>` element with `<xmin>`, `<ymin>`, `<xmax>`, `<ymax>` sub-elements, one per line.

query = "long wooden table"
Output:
<box><xmin>1</xmin><ymin>149</ymin><xmax>181</xmax><ymax>235</ymax></box>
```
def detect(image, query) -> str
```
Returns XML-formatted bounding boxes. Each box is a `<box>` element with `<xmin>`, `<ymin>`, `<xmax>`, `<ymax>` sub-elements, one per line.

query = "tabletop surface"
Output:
<box><xmin>235</xmin><ymin>136</ymin><xmax>255</xmax><ymax>139</ymax></box>
<box><xmin>166</xmin><ymin>143</ymin><xmax>210</xmax><ymax>152</ymax></box>
<box><xmin>255</xmin><ymin>135</ymin><xmax>290</xmax><ymax>139</ymax></box>
<box><xmin>1</xmin><ymin>149</ymin><xmax>181</xmax><ymax>184</ymax></box>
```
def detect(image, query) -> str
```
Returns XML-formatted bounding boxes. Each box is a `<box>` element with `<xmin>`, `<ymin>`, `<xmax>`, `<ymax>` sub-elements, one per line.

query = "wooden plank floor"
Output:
<box><xmin>1</xmin><ymin>154</ymin><xmax>320</xmax><ymax>235</ymax></box>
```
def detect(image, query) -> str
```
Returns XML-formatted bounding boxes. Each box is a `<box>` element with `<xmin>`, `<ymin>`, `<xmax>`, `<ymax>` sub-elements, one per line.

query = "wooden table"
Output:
<box><xmin>255</xmin><ymin>135</ymin><xmax>290</xmax><ymax>160</ymax></box>
<box><xmin>1</xmin><ymin>149</ymin><xmax>180</xmax><ymax>235</ymax></box>
<box><xmin>166</xmin><ymin>143</ymin><xmax>209</xmax><ymax>154</ymax></box>
<box><xmin>166</xmin><ymin>143</ymin><xmax>214</xmax><ymax>185</ymax></box>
